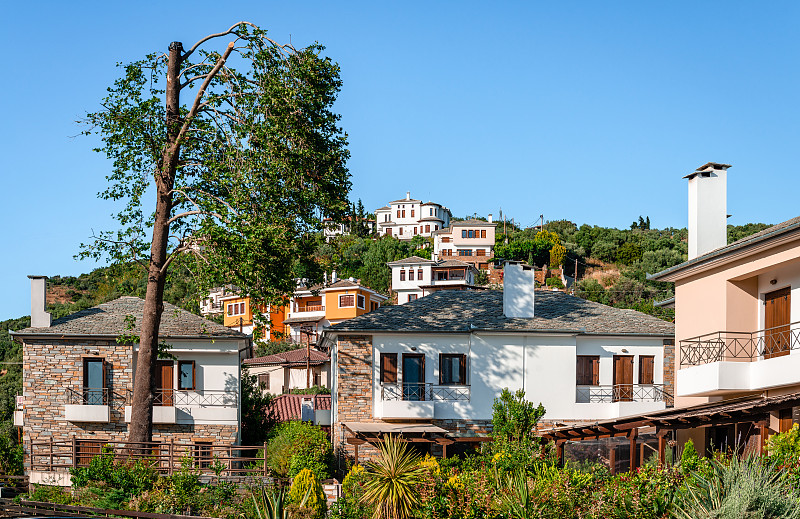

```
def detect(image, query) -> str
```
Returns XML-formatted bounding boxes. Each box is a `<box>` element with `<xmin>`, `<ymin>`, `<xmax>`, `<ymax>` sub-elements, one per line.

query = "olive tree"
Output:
<box><xmin>80</xmin><ymin>22</ymin><xmax>350</xmax><ymax>443</ymax></box>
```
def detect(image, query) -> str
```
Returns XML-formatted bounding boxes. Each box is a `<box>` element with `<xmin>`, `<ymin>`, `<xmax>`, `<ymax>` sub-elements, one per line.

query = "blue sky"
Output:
<box><xmin>2</xmin><ymin>1</ymin><xmax>799</xmax><ymax>319</ymax></box>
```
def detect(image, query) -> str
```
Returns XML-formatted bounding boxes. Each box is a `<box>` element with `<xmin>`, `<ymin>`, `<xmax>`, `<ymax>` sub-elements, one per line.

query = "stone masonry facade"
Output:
<box><xmin>21</xmin><ymin>338</ymin><xmax>237</xmax><ymax>471</ymax></box>
<box><xmin>334</xmin><ymin>335</ymin><xmax>494</xmax><ymax>466</ymax></box>
<box><xmin>663</xmin><ymin>339</ymin><xmax>675</xmax><ymax>405</ymax></box>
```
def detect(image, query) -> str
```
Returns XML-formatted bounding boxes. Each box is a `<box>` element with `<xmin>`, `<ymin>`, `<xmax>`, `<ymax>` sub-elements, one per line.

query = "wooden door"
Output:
<box><xmin>765</xmin><ymin>287</ymin><xmax>791</xmax><ymax>359</ymax></box>
<box><xmin>155</xmin><ymin>361</ymin><xmax>174</xmax><ymax>406</ymax></box>
<box><xmin>402</xmin><ymin>354</ymin><xmax>425</xmax><ymax>401</ymax></box>
<box><xmin>613</xmin><ymin>355</ymin><xmax>634</xmax><ymax>402</ymax></box>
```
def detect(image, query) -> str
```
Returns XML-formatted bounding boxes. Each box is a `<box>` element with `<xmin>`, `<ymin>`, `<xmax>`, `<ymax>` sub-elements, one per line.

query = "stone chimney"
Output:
<box><xmin>28</xmin><ymin>275</ymin><xmax>51</xmax><ymax>328</ymax></box>
<box><xmin>503</xmin><ymin>262</ymin><xmax>535</xmax><ymax>318</ymax></box>
<box><xmin>684</xmin><ymin>162</ymin><xmax>730</xmax><ymax>259</ymax></box>
<box><xmin>488</xmin><ymin>214</ymin><xmax>493</xmax><ymax>223</ymax></box>
<box><xmin>406</xmin><ymin>191</ymin><xmax>411</xmax><ymax>200</ymax></box>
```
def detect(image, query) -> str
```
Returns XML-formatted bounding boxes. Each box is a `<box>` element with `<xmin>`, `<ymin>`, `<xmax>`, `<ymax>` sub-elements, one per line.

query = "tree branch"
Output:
<box><xmin>182</xmin><ymin>21</ymin><xmax>256</xmax><ymax>61</ymax></box>
<box><xmin>167</xmin><ymin>209</ymin><xmax>226</xmax><ymax>225</ymax></box>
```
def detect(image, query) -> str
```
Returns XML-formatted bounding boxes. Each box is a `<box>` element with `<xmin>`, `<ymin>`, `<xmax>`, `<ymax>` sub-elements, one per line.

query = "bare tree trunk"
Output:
<box><xmin>129</xmin><ymin>41</ymin><xmax>183</xmax><ymax>445</ymax></box>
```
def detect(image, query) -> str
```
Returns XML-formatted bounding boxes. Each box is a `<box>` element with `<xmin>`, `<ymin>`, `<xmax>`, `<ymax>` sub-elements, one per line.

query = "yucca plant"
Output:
<box><xmin>361</xmin><ymin>435</ymin><xmax>425</xmax><ymax>519</ymax></box>
<box><xmin>495</xmin><ymin>468</ymin><xmax>535</xmax><ymax>519</ymax></box>
<box><xmin>251</xmin><ymin>483</ymin><xmax>311</xmax><ymax>519</ymax></box>
<box><xmin>673</xmin><ymin>453</ymin><xmax>800</xmax><ymax>519</ymax></box>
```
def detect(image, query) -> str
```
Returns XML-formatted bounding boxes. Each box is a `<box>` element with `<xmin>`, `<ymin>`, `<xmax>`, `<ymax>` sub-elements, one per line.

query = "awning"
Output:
<box><xmin>283</xmin><ymin>316</ymin><xmax>324</xmax><ymax>324</ymax></box>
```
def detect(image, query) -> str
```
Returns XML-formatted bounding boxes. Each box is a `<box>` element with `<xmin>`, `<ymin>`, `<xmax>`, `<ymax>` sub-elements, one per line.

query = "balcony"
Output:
<box><xmin>379</xmin><ymin>383</ymin><xmax>470</xmax><ymax>419</ymax></box>
<box><xmin>678</xmin><ymin>322</ymin><xmax>800</xmax><ymax>397</ymax></box>
<box><xmin>64</xmin><ymin>388</ymin><xmax>121</xmax><ymax>423</ymax></box>
<box><xmin>124</xmin><ymin>389</ymin><xmax>238</xmax><ymax>423</ymax></box>
<box><xmin>576</xmin><ymin>384</ymin><xmax>672</xmax><ymax>406</ymax></box>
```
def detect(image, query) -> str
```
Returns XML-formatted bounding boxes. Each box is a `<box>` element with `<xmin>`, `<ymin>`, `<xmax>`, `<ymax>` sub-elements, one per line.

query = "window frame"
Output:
<box><xmin>258</xmin><ymin>373</ymin><xmax>270</xmax><ymax>390</ymax></box>
<box><xmin>399</xmin><ymin>269</ymin><xmax>406</xmax><ymax>281</ymax></box>
<box><xmin>178</xmin><ymin>360</ymin><xmax>196</xmax><ymax>391</ymax></box>
<box><xmin>462</xmin><ymin>230</ymin><xmax>467</xmax><ymax>238</ymax></box>
<box><xmin>439</xmin><ymin>354</ymin><xmax>467</xmax><ymax>385</ymax></box>
<box><xmin>639</xmin><ymin>355</ymin><xmax>655</xmax><ymax>385</ymax></box>
<box><xmin>380</xmin><ymin>353</ymin><xmax>398</xmax><ymax>384</ymax></box>
<box><xmin>339</xmin><ymin>294</ymin><xmax>355</xmax><ymax>308</ymax></box>
<box><xmin>408</xmin><ymin>294</ymin><xmax>418</xmax><ymax>302</ymax></box>
<box><xmin>357</xmin><ymin>294</ymin><xmax>366</xmax><ymax>309</ymax></box>
<box><xmin>82</xmin><ymin>357</ymin><xmax>108</xmax><ymax>405</ymax></box>
<box><xmin>576</xmin><ymin>355</ymin><xmax>600</xmax><ymax>386</ymax></box>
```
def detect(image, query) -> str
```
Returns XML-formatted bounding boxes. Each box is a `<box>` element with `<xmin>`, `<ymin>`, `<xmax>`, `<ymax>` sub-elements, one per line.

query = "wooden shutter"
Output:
<box><xmin>576</xmin><ymin>356</ymin><xmax>599</xmax><ymax>385</ymax></box>
<box><xmin>639</xmin><ymin>356</ymin><xmax>655</xmax><ymax>385</ymax></box>
<box><xmin>481</xmin><ymin>230</ymin><xmax>486</xmax><ymax>238</ymax></box>
<box><xmin>459</xmin><ymin>354</ymin><xmax>467</xmax><ymax>385</ymax></box>
<box><xmin>381</xmin><ymin>353</ymin><xmax>397</xmax><ymax>384</ymax></box>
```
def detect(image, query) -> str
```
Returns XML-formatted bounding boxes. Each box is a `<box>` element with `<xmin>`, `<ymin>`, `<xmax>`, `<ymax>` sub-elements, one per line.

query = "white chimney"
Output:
<box><xmin>406</xmin><ymin>191</ymin><xmax>411</xmax><ymax>200</ymax></box>
<box><xmin>685</xmin><ymin>162</ymin><xmax>730</xmax><ymax>260</ymax></box>
<box><xmin>28</xmin><ymin>275</ymin><xmax>51</xmax><ymax>328</ymax></box>
<box><xmin>332</xmin><ymin>270</ymin><xmax>338</xmax><ymax>283</ymax></box>
<box><xmin>503</xmin><ymin>262</ymin><xmax>536</xmax><ymax>318</ymax></box>
<box><xmin>488</xmin><ymin>214</ymin><xmax>493</xmax><ymax>223</ymax></box>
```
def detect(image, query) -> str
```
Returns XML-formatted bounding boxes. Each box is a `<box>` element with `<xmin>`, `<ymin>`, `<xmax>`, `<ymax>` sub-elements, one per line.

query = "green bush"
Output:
<box><xmin>69</xmin><ymin>449</ymin><xmax>158</xmax><ymax>500</ymax></box>
<box><xmin>289</xmin><ymin>386</ymin><xmax>330</xmax><ymax>395</ymax></box>
<box><xmin>28</xmin><ymin>484</ymin><xmax>73</xmax><ymax>505</ymax></box>
<box><xmin>265</xmin><ymin>421</ymin><xmax>333</xmax><ymax>479</ymax></box>
<box><xmin>330</xmin><ymin>464</ymin><xmax>372</xmax><ymax>519</ymax></box>
<box><xmin>545</xmin><ymin>277</ymin><xmax>564</xmax><ymax>288</ymax></box>
<box><xmin>288</xmin><ymin>468</ymin><xmax>326</xmax><ymax>519</ymax></box>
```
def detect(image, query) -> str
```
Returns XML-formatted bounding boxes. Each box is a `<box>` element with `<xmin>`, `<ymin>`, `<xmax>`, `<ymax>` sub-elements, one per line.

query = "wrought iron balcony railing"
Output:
<box><xmin>66</xmin><ymin>388</ymin><xmax>125</xmax><ymax>406</ymax></box>
<box><xmin>135</xmin><ymin>389</ymin><xmax>239</xmax><ymax>407</ymax></box>
<box><xmin>679</xmin><ymin>321</ymin><xmax>800</xmax><ymax>367</ymax></box>
<box><xmin>576</xmin><ymin>384</ymin><xmax>672</xmax><ymax>406</ymax></box>
<box><xmin>381</xmin><ymin>382</ymin><xmax>470</xmax><ymax>402</ymax></box>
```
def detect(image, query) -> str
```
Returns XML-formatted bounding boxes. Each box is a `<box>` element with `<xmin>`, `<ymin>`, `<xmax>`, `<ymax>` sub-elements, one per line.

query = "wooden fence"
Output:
<box><xmin>31</xmin><ymin>439</ymin><xmax>268</xmax><ymax>477</ymax></box>
<box><xmin>0</xmin><ymin>498</ymin><xmax>219</xmax><ymax>518</ymax></box>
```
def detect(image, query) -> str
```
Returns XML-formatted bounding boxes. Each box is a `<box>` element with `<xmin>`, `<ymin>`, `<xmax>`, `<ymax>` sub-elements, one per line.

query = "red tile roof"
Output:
<box><xmin>244</xmin><ymin>347</ymin><xmax>329</xmax><ymax>367</ymax></box>
<box><xmin>269</xmin><ymin>394</ymin><xmax>331</xmax><ymax>422</ymax></box>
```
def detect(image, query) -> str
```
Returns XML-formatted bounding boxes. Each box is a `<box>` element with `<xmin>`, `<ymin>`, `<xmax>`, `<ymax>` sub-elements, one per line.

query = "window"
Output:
<box><xmin>442</xmin><ymin>237</ymin><xmax>450</xmax><ymax>243</ymax></box>
<box><xmin>440</xmin><ymin>354</ymin><xmax>466</xmax><ymax>385</ymax></box>
<box><xmin>313</xmin><ymin>372</ymin><xmax>321</xmax><ymax>386</ymax></box>
<box><xmin>481</xmin><ymin>230</ymin><xmax>486</xmax><ymax>238</ymax></box>
<box><xmin>458</xmin><ymin>249</ymin><xmax>473</xmax><ymax>256</ymax></box>
<box><xmin>194</xmin><ymin>442</ymin><xmax>213</xmax><ymax>468</ymax></box>
<box><xmin>397</xmin><ymin>210</ymin><xmax>401</xmax><ymax>218</ymax></box>
<box><xmin>409</xmin><ymin>269</ymin><xmax>415</xmax><ymax>281</ymax></box>
<box><xmin>414</xmin><ymin>227</ymin><xmax>418</xmax><ymax>235</ymax></box>
<box><xmin>402</xmin><ymin>210</ymin><xmax>406</xmax><ymax>218</ymax></box>
<box><xmin>380</xmin><ymin>353</ymin><xmax>398</xmax><ymax>384</ymax></box>
<box><xmin>357</xmin><ymin>294</ymin><xmax>366</xmax><ymax>309</ymax></box>
<box><xmin>639</xmin><ymin>356</ymin><xmax>655</xmax><ymax>385</ymax></box>
<box><xmin>411</xmin><ymin>209</ymin><xmax>415</xmax><ymax>217</ymax></box>
<box><xmin>476</xmin><ymin>249</ymin><xmax>486</xmax><ymax>256</ymax></box>
<box><xmin>430</xmin><ymin>208</ymin><xmax>434</xmax><ymax>216</ymax></box>
<box><xmin>408</xmin><ymin>294</ymin><xmax>418</xmax><ymax>302</ymax></box>
<box><xmin>83</xmin><ymin>358</ymin><xmax>107</xmax><ymax>405</ymax></box>
<box><xmin>417</xmin><ymin>268</ymin><xmax>423</xmax><ymax>279</ymax></box>
<box><xmin>425</xmin><ymin>225</ymin><xmax>430</xmax><ymax>233</ymax></box>
<box><xmin>468</xmin><ymin>230</ymin><xmax>475</xmax><ymax>238</ymax></box>
<box><xmin>576</xmin><ymin>356</ymin><xmax>600</xmax><ymax>385</ymax></box>
<box><xmin>399</xmin><ymin>227</ymin><xmax>403</xmax><ymax>235</ymax></box>
<box><xmin>178</xmin><ymin>360</ymin><xmax>196</xmax><ymax>390</ymax></box>
<box><xmin>437</xmin><ymin>271</ymin><xmax>448</xmax><ymax>281</ymax></box>
<box><xmin>462</xmin><ymin>230</ymin><xmax>467</xmax><ymax>238</ymax></box>
<box><xmin>227</xmin><ymin>302</ymin><xmax>245</xmax><ymax>316</ymax></box>
<box><xmin>371</xmin><ymin>301</ymin><xmax>379</xmax><ymax>311</ymax></box>
<box><xmin>339</xmin><ymin>294</ymin><xmax>355</xmax><ymax>307</ymax></box>
<box><xmin>384</xmin><ymin>214</ymin><xmax>389</xmax><ymax>222</ymax></box>
<box><xmin>258</xmin><ymin>373</ymin><xmax>270</xmax><ymax>390</ymax></box>
<box><xmin>400</xmin><ymin>270</ymin><xmax>406</xmax><ymax>281</ymax></box>
<box><xmin>435</xmin><ymin>225</ymin><xmax>438</xmax><ymax>231</ymax></box>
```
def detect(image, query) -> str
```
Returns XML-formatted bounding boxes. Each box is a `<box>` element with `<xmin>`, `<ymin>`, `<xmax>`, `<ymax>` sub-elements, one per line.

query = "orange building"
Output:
<box><xmin>220</xmin><ymin>294</ymin><xmax>286</xmax><ymax>342</ymax></box>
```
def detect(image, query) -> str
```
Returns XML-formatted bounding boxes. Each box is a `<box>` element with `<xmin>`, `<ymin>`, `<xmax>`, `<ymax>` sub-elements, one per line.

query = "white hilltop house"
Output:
<box><xmin>433</xmin><ymin>217</ymin><xmax>497</xmax><ymax>272</ymax></box>
<box><xmin>375</xmin><ymin>192</ymin><xmax>451</xmax><ymax>240</ymax></box>
<box><xmin>387</xmin><ymin>256</ymin><xmax>481</xmax><ymax>305</ymax></box>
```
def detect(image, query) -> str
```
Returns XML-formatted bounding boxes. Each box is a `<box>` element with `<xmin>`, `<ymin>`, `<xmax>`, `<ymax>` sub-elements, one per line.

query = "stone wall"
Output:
<box><xmin>21</xmin><ymin>337</ymin><xmax>238</xmax><ymax>471</ymax></box>
<box><xmin>663</xmin><ymin>339</ymin><xmax>675</xmax><ymax>405</ymax></box>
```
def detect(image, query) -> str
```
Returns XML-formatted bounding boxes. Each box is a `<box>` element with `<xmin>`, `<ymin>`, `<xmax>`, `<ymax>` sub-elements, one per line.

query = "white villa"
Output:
<box><xmin>325</xmin><ymin>262</ymin><xmax>674</xmax><ymax>463</ymax></box>
<box><xmin>387</xmin><ymin>256</ymin><xmax>481</xmax><ymax>304</ymax></box>
<box><xmin>433</xmin><ymin>218</ymin><xmax>496</xmax><ymax>271</ymax></box>
<box><xmin>375</xmin><ymin>192</ymin><xmax>451</xmax><ymax>239</ymax></box>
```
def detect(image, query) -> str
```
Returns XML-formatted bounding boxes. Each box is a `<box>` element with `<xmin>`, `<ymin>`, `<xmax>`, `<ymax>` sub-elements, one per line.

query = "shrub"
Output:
<box><xmin>28</xmin><ymin>484</ymin><xmax>73</xmax><ymax>505</ymax></box>
<box><xmin>69</xmin><ymin>449</ymin><xmax>158</xmax><ymax>500</ymax></box>
<box><xmin>330</xmin><ymin>464</ymin><xmax>372</xmax><ymax>519</ymax></box>
<box><xmin>288</xmin><ymin>468</ymin><xmax>326</xmax><ymax>519</ymax></box>
<box><xmin>0</xmin><ymin>437</ymin><xmax>24</xmax><ymax>475</ymax></box>
<box><xmin>767</xmin><ymin>423</ymin><xmax>800</xmax><ymax>466</ymax></box>
<box><xmin>265</xmin><ymin>421</ymin><xmax>333</xmax><ymax>479</ymax></box>
<box><xmin>673</xmin><ymin>455</ymin><xmax>800</xmax><ymax>519</ymax></box>
<box><xmin>545</xmin><ymin>277</ymin><xmax>564</xmax><ymax>288</ymax></box>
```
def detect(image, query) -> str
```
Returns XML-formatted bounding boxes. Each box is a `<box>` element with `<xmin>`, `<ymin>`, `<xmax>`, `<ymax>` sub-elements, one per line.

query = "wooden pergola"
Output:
<box><xmin>342</xmin><ymin>422</ymin><xmax>491</xmax><ymax>463</ymax></box>
<box><xmin>538</xmin><ymin>391</ymin><xmax>800</xmax><ymax>472</ymax></box>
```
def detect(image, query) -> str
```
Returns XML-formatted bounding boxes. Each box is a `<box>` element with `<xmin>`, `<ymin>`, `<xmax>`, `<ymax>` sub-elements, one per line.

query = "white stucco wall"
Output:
<box><xmin>367</xmin><ymin>332</ymin><xmax>667</xmax><ymax>423</ymax></box>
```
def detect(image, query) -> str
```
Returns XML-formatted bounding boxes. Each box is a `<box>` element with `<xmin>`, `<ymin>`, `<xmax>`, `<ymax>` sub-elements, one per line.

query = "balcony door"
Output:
<box><xmin>155</xmin><ymin>361</ymin><xmax>174</xmax><ymax>406</ymax></box>
<box><xmin>613</xmin><ymin>355</ymin><xmax>634</xmax><ymax>402</ymax></box>
<box><xmin>402</xmin><ymin>354</ymin><xmax>425</xmax><ymax>401</ymax></box>
<box><xmin>765</xmin><ymin>287</ymin><xmax>791</xmax><ymax>359</ymax></box>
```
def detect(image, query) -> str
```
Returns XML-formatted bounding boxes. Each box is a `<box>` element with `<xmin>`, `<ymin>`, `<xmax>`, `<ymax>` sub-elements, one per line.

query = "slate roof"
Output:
<box><xmin>329</xmin><ymin>290</ymin><xmax>674</xmax><ymax>336</ymax></box>
<box><xmin>244</xmin><ymin>347</ymin><xmax>329</xmax><ymax>366</ymax></box>
<box><xmin>387</xmin><ymin>256</ymin><xmax>435</xmax><ymax>266</ymax></box>
<box><xmin>649</xmin><ymin>215</ymin><xmax>800</xmax><ymax>281</ymax></box>
<box><xmin>389</xmin><ymin>198</ymin><xmax>422</xmax><ymax>203</ymax></box>
<box><xmin>449</xmin><ymin>219</ymin><xmax>495</xmax><ymax>227</ymax></box>
<box><xmin>435</xmin><ymin>259</ymin><xmax>477</xmax><ymax>269</ymax></box>
<box><xmin>14</xmin><ymin>296</ymin><xmax>246</xmax><ymax>339</ymax></box>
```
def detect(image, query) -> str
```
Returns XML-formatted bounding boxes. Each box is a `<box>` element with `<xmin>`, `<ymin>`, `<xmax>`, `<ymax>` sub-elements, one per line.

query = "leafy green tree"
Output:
<box><xmin>241</xmin><ymin>366</ymin><xmax>275</xmax><ymax>445</ymax></box>
<box><xmin>491</xmin><ymin>388</ymin><xmax>545</xmax><ymax>443</ymax></box>
<box><xmin>79</xmin><ymin>23</ymin><xmax>350</xmax><ymax>443</ymax></box>
<box><xmin>288</xmin><ymin>468</ymin><xmax>327</xmax><ymax>519</ymax></box>
<box><xmin>615</xmin><ymin>242</ymin><xmax>643</xmax><ymax>265</ymax></box>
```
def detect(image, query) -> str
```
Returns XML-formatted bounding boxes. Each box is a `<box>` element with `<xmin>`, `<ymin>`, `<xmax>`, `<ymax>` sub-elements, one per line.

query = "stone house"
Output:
<box><xmin>12</xmin><ymin>277</ymin><xmax>250</xmax><ymax>484</ymax></box>
<box><xmin>323</xmin><ymin>262</ymin><xmax>674</xmax><ymax>465</ymax></box>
